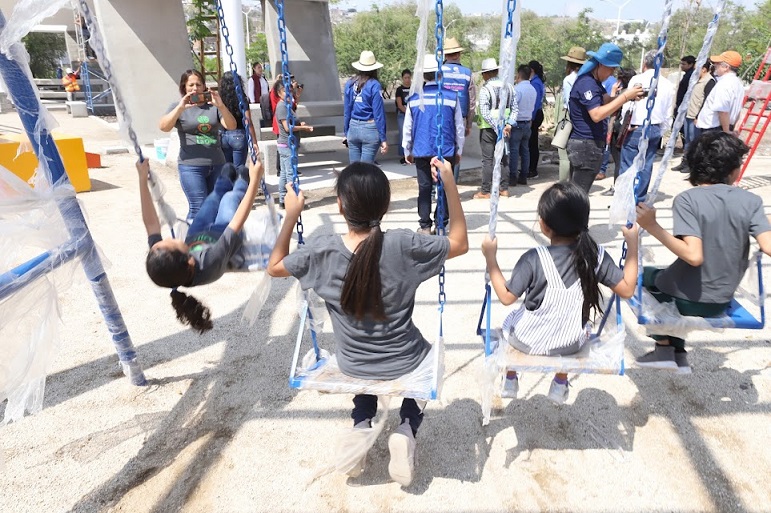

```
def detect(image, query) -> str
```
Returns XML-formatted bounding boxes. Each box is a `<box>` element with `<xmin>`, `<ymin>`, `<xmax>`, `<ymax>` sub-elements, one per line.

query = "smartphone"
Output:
<box><xmin>190</xmin><ymin>91</ymin><xmax>212</xmax><ymax>104</ymax></box>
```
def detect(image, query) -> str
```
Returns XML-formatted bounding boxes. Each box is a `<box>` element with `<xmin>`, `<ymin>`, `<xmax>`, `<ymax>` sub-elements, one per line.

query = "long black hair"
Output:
<box><xmin>528</xmin><ymin>60</ymin><xmax>545</xmax><ymax>82</ymax></box>
<box><xmin>336</xmin><ymin>162</ymin><xmax>391</xmax><ymax>321</ymax></box>
<box><xmin>218</xmin><ymin>71</ymin><xmax>245</xmax><ymax>128</ymax></box>
<box><xmin>537</xmin><ymin>182</ymin><xmax>602</xmax><ymax>321</ymax></box>
<box><xmin>146</xmin><ymin>249</ymin><xmax>213</xmax><ymax>334</ymax></box>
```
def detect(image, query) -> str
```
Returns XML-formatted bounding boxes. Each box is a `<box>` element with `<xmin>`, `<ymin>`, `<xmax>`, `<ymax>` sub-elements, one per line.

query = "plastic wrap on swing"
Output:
<box><xmin>632</xmin><ymin>252</ymin><xmax>764</xmax><ymax>337</ymax></box>
<box><xmin>410</xmin><ymin>0</ymin><xmax>432</xmax><ymax>109</ymax></box>
<box><xmin>479</xmin><ymin>298</ymin><xmax>626</xmax><ymax>425</ymax></box>
<box><xmin>296</xmin><ymin>285</ymin><xmax>329</xmax><ymax>333</ymax></box>
<box><xmin>294</xmin><ymin>339</ymin><xmax>444</xmax><ymax>401</ymax></box>
<box><xmin>0</xmin><ymin>166</ymin><xmax>86</xmax><ymax>424</ymax></box>
<box><xmin>609</xmin><ymin>161</ymin><xmax>638</xmax><ymax>226</ymax></box>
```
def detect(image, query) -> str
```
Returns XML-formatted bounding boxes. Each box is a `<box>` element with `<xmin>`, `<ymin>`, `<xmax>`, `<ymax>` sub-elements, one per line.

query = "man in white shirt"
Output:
<box><xmin>618</xmin><ymin>50</ymin><xmax>675</xmax><ymax>199</ymax></box>
<box><xmin>696</xmin><ymin>50</ymin><xmax>745</xmax><ymax>134</ymax></box>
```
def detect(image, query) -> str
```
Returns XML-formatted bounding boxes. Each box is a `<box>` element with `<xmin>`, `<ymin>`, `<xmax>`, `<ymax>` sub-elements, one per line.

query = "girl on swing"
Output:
<box><xmin>137</xmin><ymin>158</ymin><xmax>264</xmax><ymax>334</ymax></box>
<box><xmin>482</xmin><ymin>181</ymin><xmax>639</xmax><ymax>403</ymax></box>
<box><xmin>268</xmin><ymin>158</ymin><xmax>468</xmax><ymax>487</ymax></box>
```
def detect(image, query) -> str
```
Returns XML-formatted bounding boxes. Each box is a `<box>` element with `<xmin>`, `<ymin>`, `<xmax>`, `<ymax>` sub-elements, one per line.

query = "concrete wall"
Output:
<box><xmin>93</xmin><ymin>0</ymin><xmax>192</xmax><ymax>145</ymax></box>
<box><xmin>263</xmin><ymin>0</ymin><xmax>340</xmax><ymax>102</ymax></box>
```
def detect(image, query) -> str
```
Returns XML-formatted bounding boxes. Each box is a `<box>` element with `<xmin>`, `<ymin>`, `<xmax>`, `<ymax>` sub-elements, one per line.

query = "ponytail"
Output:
<box><xmin>170</xmin><ymin>289</ymin><xmax>213</xmax><ymax>334</ymax></box>
<box><xmin>341</xmin><ymin>222</ymin><xmax>386</xmax><ymax>321</ymax></box>
<box><xmin>573</xmin><ymin>228</ymin><xmax>602</xmax><ymax>322</ymax></box>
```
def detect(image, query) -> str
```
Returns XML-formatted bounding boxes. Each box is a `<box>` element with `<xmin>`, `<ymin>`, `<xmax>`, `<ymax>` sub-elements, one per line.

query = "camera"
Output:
<box><xmin>190</xmin><ymin>91</ymin><xmax>212</xmax><ymax>104</ymax></box>
<box><xmin>641</xmin><ymin>88</ymin><xmax>650</xmax><ymax>98</ymax></box>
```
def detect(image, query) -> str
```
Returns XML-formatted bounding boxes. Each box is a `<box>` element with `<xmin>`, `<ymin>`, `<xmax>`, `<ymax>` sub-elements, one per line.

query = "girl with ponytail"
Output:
<box><xmin>481</xmin><ymin>181</ymin><xmax>638</xmax><ymax>404</ymax></box>
<box><xmin>269</xmin><ymin>158</ymin><xmax>468</xmax><ymax>487</ymax></box>
<box><xmin>137</xmin><ymin>158</ymin><xmax>264</xmax><ymax>334</ymax></box>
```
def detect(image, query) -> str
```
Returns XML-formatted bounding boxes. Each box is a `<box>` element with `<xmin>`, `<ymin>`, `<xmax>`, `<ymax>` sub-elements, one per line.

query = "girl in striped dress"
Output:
<box><xmin>481</xmin><ymin>182</ymin><xmax>638</xmax><ymax>403</ymax></box>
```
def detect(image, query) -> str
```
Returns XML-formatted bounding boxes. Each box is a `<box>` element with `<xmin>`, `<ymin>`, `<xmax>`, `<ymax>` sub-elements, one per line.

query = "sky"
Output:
<box><xmin>335</xmin><ymin>0</ymin><xmax>762</xmax><ymax>21</ymax></box>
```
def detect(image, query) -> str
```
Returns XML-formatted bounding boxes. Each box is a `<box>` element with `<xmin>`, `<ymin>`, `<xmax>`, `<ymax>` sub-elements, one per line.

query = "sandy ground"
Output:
<box><xmin>1</xmin><ymin>112</ymin><xmax>771</xmax><ymax>513</ymax></box>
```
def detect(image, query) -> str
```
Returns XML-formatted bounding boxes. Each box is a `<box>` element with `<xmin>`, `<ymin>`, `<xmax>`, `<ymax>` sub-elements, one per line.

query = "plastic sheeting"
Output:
<box><xmin>479</xmin><ymin>298</ymin><xmax>626</xmax><ymax>426</ymax></box>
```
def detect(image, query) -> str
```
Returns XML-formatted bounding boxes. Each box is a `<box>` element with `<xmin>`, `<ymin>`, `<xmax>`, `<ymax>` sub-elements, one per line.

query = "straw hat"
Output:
<box><xmin>479</xmin><ymin>58</ymin><xmax>499</xmax><ymax>73</ymax></box>
<box><xmin>423</xmin><ymin>54</ymin><xmax>439</xmax><ymax>73</ymax></box>
<box><xmin>443</xmin><ymin>37</ymin><xmax>464</xmax><ymax>54</ymax></box>
<box><xmin>560</xmin><ymin>46</ymin><xmax>587</xmax><ymax>64</ymax></box>
<box><xmin>352</xmin><ymin>51</ymin><xmax>384</xmax><ymax>72</ymax></box>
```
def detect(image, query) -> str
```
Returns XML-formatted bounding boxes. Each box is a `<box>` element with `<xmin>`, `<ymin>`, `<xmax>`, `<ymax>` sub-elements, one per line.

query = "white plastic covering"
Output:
<box><xmin>479</xmin><ymin>298</ymin><xmax>626</xmax><ymax>425</ymax></box>
<box><xmin>0</xmin><ymin>167</ymin><xmax>80</xmax><ymax>424</ymax></box>
<box><xmin>410</xmin><ymin>0</ymin><xmax>433</xmax><ymax>107</ymax></box>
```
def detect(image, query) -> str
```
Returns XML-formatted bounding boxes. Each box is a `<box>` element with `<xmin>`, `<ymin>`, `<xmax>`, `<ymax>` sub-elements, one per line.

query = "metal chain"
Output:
<box><xmin>434</xmin><ymin>0</ymin><xmax>446</xmax><ymax>310</ymax></box>
<box><xmin>276</xmin><ymin>0</ymin><xmax>304</xmax><ymax>244</ymax></box>
<box><xmin>505</xmin><ymin>0</ymin><xmax>516</xmax><ymax>38</ymax></box>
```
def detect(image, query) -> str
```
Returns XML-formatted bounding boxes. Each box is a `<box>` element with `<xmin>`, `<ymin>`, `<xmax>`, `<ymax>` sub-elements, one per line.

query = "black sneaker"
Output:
<box><xmin>674</xmin><ymin>351</ymin><xmax>692</xmax><ymax>375</ymax></box>
<box><xmin>636</xmin><ymin>345</ymin><xmax>678</xmax><ymax>370</ymax></box>
<box><xmin>527</xmin><ymin>171</ymin><xmax>538</xmax><ymax>178</ymax></box>
<box><xmin>517</xmin><ymin>177</ymin><xmax>528</xmax><ymax>186</ymax></box>
<box><xmin>400</xmin><ymin>157</ymin><xmax>407</xmax><ymax>165</ymax></box>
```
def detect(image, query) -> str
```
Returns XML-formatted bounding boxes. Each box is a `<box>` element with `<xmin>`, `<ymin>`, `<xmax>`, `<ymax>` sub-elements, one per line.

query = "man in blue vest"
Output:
<box><xmin>403</xmin><ymin>54</ymin><xmax>465</xmax><ymax>234</ymax></box>
<box><xmin>442</xmin><ymin>37</ymin><xmax>475</xmax><ymax>182</ymax></box>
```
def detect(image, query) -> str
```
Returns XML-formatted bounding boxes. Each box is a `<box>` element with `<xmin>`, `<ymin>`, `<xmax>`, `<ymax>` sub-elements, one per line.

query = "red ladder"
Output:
<box><xmin>737</xmin><ymin>47</ymin><xmax>771</xmax><ymax>182</ymax></box>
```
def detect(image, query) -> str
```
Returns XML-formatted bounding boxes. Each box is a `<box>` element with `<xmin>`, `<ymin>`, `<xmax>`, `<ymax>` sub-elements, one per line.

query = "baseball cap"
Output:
<box><xmin>710</xmin><ymin>50</ymin><xmax>742</xmax><ymax>68</ymax></box>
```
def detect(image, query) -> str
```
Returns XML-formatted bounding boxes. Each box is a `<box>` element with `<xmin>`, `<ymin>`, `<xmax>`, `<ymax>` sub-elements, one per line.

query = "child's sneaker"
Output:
<box><xmin>674</xmin><ymin>351</ymin><xmax>692</xmax><ymax>375</ymax></box>
<box><xmin>345</xmin><ymin>419</ymin><xmax>371</xmax><ymax>478</ymax></box>
<box><xmin>636</xmin><ymin>344</ymin><xmax>678</xmax><ymax>370</ymax></box>
<box><xmin>547</xmin><ymin>377</ymin><xmax>570</xmax><ymax>404</ymax></box>
<box><xmin>501</xmin><ymin>372</ymin><xmax>519</xmax><ymax>398</ymax></box>
<box><xmin>388</xmin><ymin>420</ymin><xmax>416</xmax><ymax>487</ymax></box>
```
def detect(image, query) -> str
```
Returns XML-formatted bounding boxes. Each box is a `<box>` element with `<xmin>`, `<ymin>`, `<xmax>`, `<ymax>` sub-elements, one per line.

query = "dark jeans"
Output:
<box><xmin>178</xmin><ymin>163</ymin><xmax>223</xmax><ymax>222</ymax></box>
<box><xmin>416</xmin><ymin>156</ymin><xmax>449</xmax><ymax>229</ymax></box>
<box><xmin>397</xmin><ymin>112</ymin><xmax>406</xmax><ymax>157</ymax></box>
<box><xmin>643</xmin><ymin>267</ymin><xmax>729</xmax><ymax>350</ymax></box>
<box><xmin>528</xmin><ymin>108</ymin><xmax>544</xmax><ymax>174</ymax></box>
<box><xmin>352</xmin><ymin>394</ymin><xmax>423</xmax><ymax>436</ymax></box>
<box><xmin>187</xmin><ymin>174</ymin><xmax>249</xmax><ymax>238</ymax></box>
<box><xmin>221</xmin><ymin>129</ymin><xmax>247</xmax><ymax>168</ymax></box>
<box><xmin>508</xmin><ymin>121</ymin><xmax>531</xmax><ymax>183</ymax></box>
<box><xmin>480</xmin><ymin>128</ymin><xmax>509</xmax><ymax>193</ymax></box>
<box><xmin>567</xmin><ymin>138</ymin><xmax>604</xmax><ymax>194</ymax></box>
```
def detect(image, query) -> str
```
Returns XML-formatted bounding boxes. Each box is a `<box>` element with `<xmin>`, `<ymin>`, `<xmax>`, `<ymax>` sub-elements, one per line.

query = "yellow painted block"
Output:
<box><xmin>0</xmin><ymin>132</ymin><xmax>91</xmax><ymax>192</ymax></box>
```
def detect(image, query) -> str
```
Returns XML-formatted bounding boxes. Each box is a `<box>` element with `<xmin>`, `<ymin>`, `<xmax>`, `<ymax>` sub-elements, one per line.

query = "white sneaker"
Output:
<box><xmin>346</xmin><ymin>420</ymin><xmax>371</xmax><ymax>478</ymax></box>
<box><xmin>388</xmin><ymin>420</ymin><xmax>416</xmax><ymax>487</ymax></box>
<box><xmin>547</xmin><ymin>378</ymin><xmax>569</xmax><ymax>404</ymax></box>
<box><xmin>501</xmin><ymin>374</ymin><xmax>519</xmax><ymax>398</ymax></box>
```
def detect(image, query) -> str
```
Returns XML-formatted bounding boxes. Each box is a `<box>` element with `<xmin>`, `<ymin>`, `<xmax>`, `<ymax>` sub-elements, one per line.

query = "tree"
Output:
<box><xmin>246</xmin><ymin>33</ymin><xmax>269</xmax><ymax>71</ymax></box>
<box><xmin>22</xmin><ymin>32</ymin><xmax>67</xmax><ymax>79</ymax></box>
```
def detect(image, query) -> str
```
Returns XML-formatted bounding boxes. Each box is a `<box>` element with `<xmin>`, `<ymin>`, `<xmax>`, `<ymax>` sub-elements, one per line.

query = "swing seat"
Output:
<box><xmin>289</xmin><ymin>303</ymin><xmax>444</xmax><ymax>401</ymax></box>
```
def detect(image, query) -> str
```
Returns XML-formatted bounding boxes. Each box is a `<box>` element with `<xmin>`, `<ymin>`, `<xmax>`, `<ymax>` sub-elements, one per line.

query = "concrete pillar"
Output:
<box><xmin>263</xmin><ymin>0</ymin><xmax>340</xmax><ymax>102</ymax></box>
<box><xmin>220</xmin><ymin>0</ymin><xmax>247</xmax><ymax>79</ymax></box>
<box><xmin>92</xmin><ymin>0</ymin><xmax>192</xmax><ymax>145</ymax></box>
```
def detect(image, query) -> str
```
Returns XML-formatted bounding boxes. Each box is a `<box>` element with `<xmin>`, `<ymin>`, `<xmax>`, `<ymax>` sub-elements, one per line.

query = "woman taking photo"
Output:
<box><xmin>218</xmin><ymin>71</ymin><xmax>260</xmax><ymax>168</ymax></box>
<box><xmin>160</xmin><ymin>69</ymin><xmax>237</xmax><ymax>222</ymax></box>
<box><xmin>343</xmin><ymin>50</ymin><xmax>388</xmax><ymax>164</ymax></box>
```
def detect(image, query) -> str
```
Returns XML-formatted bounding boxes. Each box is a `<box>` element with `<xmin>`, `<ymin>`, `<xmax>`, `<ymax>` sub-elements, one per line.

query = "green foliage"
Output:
<box><xmin>22</xmin><ymin>32</ymin><xmax>66</xmax><ymax>79</ymax></box>
<box><xmin>187</xmin><ymin>0</ymin><xmax>218</xmax><ymax>41</ymax></box>
<box><xmin>246</xmin><ymin>33</ymin><xmax>269</xmax><ymax>70</ymax></box>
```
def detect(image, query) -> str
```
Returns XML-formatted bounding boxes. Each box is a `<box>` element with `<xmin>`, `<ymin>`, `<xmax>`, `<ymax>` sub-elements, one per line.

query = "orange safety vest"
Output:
<box><xmin>62</xmin><ymin>74</ymin><xmax>80</xmax><ymax>93</ymax></box>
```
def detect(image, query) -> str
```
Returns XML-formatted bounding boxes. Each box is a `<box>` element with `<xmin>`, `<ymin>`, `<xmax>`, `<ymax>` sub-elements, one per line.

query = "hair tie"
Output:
<box><xmin>369</xmin><ymin>220</ymin><xmax>381</xmax><ymax>228</ymax></box>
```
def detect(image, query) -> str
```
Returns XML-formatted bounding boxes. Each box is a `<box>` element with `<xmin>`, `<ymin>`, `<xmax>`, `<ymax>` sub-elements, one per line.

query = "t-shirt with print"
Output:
<box><xmin>275</xmin><ymin>101</ymin><xmax>289</xmax><ymax>145</ymax></box>
<box><xmin>506</xmin><ymin>244</ymin><xmax>624</xmax><ymax>325</ymax></box>
<box><xmin>656</xmin><ymin>185</ymin><xmax>771</xmax><ymax>304</ymax></box>
<box><xmin>395</xmin><ymin>85</ymin><xmax>410</xmax><ymax>113</ymax></box>
<box><xmin>283</xmin><ymin>229</ymin><xmax>450</xmax><ymax>380</ymax></box>
<box><xmin>146</xmin><ymin>228</ymin><xmax>243</xmax><ymax>287</ymax></box>
<box><xmin>168</xmin><ymin>103</ymin><xmax>226</xmax><ymax>166</ymax></box>
<box><xmin>569</xmin><ymin>73</ymin><xmax>607</xmax><ymax>141</ymax></box>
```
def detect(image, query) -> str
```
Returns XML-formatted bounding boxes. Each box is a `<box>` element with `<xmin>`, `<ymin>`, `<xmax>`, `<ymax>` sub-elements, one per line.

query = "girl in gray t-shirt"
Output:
<box><xmin>268</xmin><ymin>159</ymin><xmax>468</xmax><ymax>487</ymax></box>
<box><xmin>482</xmin><ymin>182</ymin><xmax>639</xmax><ymax>404</ymax></box>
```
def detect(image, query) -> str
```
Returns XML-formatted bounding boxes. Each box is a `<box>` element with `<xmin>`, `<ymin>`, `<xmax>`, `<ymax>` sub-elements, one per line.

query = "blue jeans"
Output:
<box><xmin>221</xmin><ymin>129</ymin><xmax>247</xmax><ymax>167</ymax></box>
<box><xmin>508</xmin><ymin>121</ymin><xmax>531</xmax><ymax>182</ymax></box>
<box><xmin>178</xmin><ymin>163</ymin><xmax>223</xmax><ymax>222</ymax></box>
<box><xmin>618</xmin><ymin>124</ymin><xmax>662</xmax><ymax>200</ymax></box>
<box><xmin>187</xmin><ymin>174</ymin><xmax>248</xmax><ymax>238</ymax></box>
<box><xmin>397</xmin><ymin>112</ymin><xmax>406</xmax><ymax>157</ymax></box>
<box><xmin>278</xmin><ymin>145</ymin><xmax>293</xmax><ymax>204</ymax></box>
<box><xmin>684</xmin><ymin>118</ymin><xmax>699</xmax><ymax>154</ymax></box>
<box><xmin>599</xmin><ymin>146</ymin><xmax>611</xmax><ymax>175</ymax></box>
<box><xmin>347</xmin><ymin>119</ymin><xmax>380</xmax><ymax>164</ymax></box>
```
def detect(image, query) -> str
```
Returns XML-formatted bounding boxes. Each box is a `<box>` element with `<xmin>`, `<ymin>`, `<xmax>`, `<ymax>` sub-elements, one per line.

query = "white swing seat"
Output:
<box><xmin>289</xmin><ymin>303</ymin><xmax>443</xmax><ymax>401</ymax></box>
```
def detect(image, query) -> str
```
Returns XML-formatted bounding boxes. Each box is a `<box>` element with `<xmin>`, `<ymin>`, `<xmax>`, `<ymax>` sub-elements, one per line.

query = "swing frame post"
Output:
<box><xmin>0</xmin><ymin>10</ymin><xmax>146</xmax><ymax>386</ymax></box>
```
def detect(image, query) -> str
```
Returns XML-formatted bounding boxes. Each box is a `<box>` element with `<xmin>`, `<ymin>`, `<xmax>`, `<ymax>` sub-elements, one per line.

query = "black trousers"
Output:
<box><xmin>352</xmin><ymin>394</ymin><xmax>423</xmax><ymax>435</ymax></box>
<box><xmin>528</xmin><ymin>108</ymin><xmax>544</xmax><ymax>174</ymax></box>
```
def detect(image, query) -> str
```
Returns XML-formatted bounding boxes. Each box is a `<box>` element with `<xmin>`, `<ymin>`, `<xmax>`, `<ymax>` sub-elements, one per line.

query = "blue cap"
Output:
<box><xmin>586</xmin><ymin>43</ymin><xmax>624</xmax><ymax>67</ymax></box>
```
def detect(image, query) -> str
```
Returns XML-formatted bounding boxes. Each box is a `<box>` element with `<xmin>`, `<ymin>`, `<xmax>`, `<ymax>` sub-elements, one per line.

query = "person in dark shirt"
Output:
<box><xmin>138</xmin><ymin>159</ymin><xmax>263</xmax><ymax>333</ymax></box>
<box><xmin>395</xmin><ymin>69</ymin><xmax>412</xmax><ymax>165</ymax></box>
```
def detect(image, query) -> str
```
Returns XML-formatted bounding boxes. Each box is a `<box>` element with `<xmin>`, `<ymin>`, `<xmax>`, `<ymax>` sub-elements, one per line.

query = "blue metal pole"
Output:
<box><xmin>0</xmin><ymin>11</ymin><xmax>146</xmax><ymax>386</ymax></box>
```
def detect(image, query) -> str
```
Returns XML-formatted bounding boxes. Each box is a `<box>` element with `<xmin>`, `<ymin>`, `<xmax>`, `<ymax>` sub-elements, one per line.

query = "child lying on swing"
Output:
<box><xmin>482</xmin><ymin>181</ymin><xmax>639</xmax><ymax>403</ymax></box>
<box><xmin>137</xmin><ymin>158</ymin><xmax>264</xmax><ymax>333</ymax></box>
<box><xmin>635</xmin><ymin>132</ymin><xmax>771</xmax><ymax>373</ymax></box>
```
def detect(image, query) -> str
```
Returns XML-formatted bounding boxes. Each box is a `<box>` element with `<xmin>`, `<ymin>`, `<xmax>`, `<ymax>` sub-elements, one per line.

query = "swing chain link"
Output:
<box><xmin>276</xmin><ymin>0</ymin><xmax>304</xmax><ymax>243</ymax></box>
<box><xmin>434</xmin><ymin>0</ymin><xmax>447</xmax><ymax>308</ymax></box>
<box><xmin>505</xmin><ymin>0</ymin><xmax>516</xmax><ymax>38</ymax></box>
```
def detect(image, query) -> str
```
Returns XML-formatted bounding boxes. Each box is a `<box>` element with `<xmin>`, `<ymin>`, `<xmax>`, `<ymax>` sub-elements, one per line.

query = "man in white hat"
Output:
<box><xmin>403</xmin><ymin>54</ymin><xmax>465</xmax><ymax>234</ymax></box>
<box><xmin>442</xmin><ymin>37</ymin><xmax>476</xmax><ymax>181</ymax></box>
<box><xmin>557</xmin><ymin>47</ymin><xmax>587</xmax><ymax>180</ymax></box>
<box><xmin>473</xmin><ymin>57</ymin><xmax>517</xmax><ymax>199</ymax></box>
